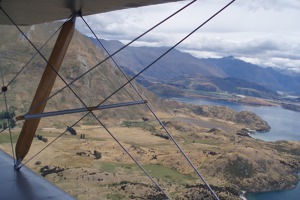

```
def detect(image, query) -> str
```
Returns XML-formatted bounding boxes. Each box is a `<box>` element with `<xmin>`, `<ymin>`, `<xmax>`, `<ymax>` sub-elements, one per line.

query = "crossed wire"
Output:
<box><xmin>0</xmin><ymin>19</ymin><xmax>67</xmax><ymax>135</ymax></box>
<box><xmin>20</xmin><ymin>0</ymin><xmax>198</xmax><ymax>115</ymax></box>
<box><xmin>0</xmin><ymin>0</ymin><xmax>237</xmax><ymax>199</ymax></box>
<box><xmin>79</xmin><ymin>0</ymin><xmax>237</xmax><ymax>196</ymax></box>
<box><xmin>0</xmin><ymin>21</ymin><xmax>66</xmax><ymax>96</ymax></box>
<box><xmin>0</xmin><ymin>2</ymin><xmax>200</xmax><ymax>198</ymax></box>
<box><xmin>0</xmin><ymin>10</ymin><xmax>172</xmax><ymax>199</ymax></box>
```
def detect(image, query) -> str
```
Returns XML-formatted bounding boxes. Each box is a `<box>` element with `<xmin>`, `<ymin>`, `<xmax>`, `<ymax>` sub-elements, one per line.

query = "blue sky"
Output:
<box><xmin>77</xmin><ymin>0</ymin><xmax>300</xmax><ymax>72</ymax></box>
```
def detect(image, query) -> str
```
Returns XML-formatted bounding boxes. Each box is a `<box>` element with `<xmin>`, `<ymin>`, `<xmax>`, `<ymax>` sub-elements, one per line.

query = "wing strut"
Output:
<box><xmin>15</xmin><ymin>18</ymin><xmax>75</xmax><ymax>168</ymax></box>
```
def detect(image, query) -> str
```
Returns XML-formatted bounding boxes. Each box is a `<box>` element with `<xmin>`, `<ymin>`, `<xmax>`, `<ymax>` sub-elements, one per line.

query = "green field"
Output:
<box><xmin>97</xmin><ymin>161</ymin><xmax>195</xmax><ymax>184</ymax></box>
<box><xmin>0</xmin><ymin>132</ymin><xmax>19</xmax><ymax>144</ymax></box>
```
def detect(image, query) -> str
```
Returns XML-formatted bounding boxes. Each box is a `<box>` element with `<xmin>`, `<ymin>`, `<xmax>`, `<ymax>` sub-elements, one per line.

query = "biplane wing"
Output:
<box><xmin>0</xmin><ymin>150</ymin><xmax>75</xmax><ymax>200</ymax></box>
<box><xmin>0</xmin><ymin>0</ymin><xmax>184</xmax><ymax>25</ymax></box>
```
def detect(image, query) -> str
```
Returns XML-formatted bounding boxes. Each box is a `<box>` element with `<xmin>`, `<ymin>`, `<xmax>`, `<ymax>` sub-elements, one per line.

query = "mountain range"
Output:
<box><xmin>2</xmin><ymin>20</ymin><xmax>299</xmax><ymax>125</ymax></box>
<box><xmin>89</xmin><ymin>38</ymin><xmax>300</xmax><ymax>99</ymax></box>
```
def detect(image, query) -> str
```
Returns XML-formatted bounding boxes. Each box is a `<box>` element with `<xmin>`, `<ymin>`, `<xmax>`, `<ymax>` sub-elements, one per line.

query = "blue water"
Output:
<box><xmin>245</xmin><ymin>180</ymin><xmax>300</xmax><ymax>200</ymax></box>
<box><xmin>172</xmin><ymin>97</ymin><xmax>300</xmax><ymax>142</ymax></box>
<box><xmin>172</xmin><ymin>97</ymin><xmax>300</xmax><ymax>200</ymax></box>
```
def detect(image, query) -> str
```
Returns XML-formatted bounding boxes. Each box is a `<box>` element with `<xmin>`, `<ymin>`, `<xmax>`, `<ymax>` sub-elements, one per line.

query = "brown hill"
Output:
<box><xmin>0</xmin><ymin>22</ymin><xmax>161</xmax><ymax>127</ymax></box>
<box><xmin>192</xmin><ymin>105</ymin><xmax>271</xmax><ymax>132</ymax></box>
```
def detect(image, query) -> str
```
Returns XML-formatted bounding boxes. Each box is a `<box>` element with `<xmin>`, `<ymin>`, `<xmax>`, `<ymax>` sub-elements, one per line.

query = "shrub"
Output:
<box><xmin>225</xmin><ymin>157</ymin><xmax>254</xmax><ymax>178</ymax></box>
<box><xmin>94</xmin><ymin>150</ymin><xmax>102</xmax><ymax>159</ymax></box>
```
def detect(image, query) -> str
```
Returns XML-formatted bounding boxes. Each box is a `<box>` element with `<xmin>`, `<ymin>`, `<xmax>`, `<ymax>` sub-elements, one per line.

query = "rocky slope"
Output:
<box><xmin>0</xmin><ymin>22</ymin><xmax>161</xmax><ymax>126</ymax></box>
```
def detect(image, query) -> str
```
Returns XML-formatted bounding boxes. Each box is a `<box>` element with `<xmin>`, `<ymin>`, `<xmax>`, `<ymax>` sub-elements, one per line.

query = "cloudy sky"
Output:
<box><xmin>77</xmin><ymin>0</ymin><xmax>300</xmax><ymax>72</ymax></box>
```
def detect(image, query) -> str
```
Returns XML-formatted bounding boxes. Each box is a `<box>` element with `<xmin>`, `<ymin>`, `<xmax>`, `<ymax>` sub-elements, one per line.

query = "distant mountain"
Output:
<box><xmin>89</xmin><ymin>38</ymin><xmax>300</xmax><ymax>97</ymax></box>
<box><xmin>202</xmin><ymin>56</ymin><xmax>300</xmax><ymax>93</ymax></box>
<box><xmin>89</xmin><ymin>37</ymin><xmax>226</xmax><ymax>80</ymax></box>
<box><xmin>166</xmin><ymin>76</ymin><xmax>278</xmax><ymax>99</ymax></box>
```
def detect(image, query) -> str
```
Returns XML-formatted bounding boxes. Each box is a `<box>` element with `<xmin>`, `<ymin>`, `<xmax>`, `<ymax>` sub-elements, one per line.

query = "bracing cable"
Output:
<box><xmin>2</xmin><ymin>9</ymin><xmax>171</xmax><ymax>200</ymax></box>
<box><xmin>3</xmin><ymin>0</ymin><xmax>237</xmax><ymax>199</ymax></box>
<box><xmin>14</xmin><ymin>0</ymin><xmax>198</xmax><ymax>166</ymax></box>
<box><xmin>95</xmin><ymin>0</ymin><xmax>236</xmax><ymax>113</ymax></box>
<box><xmin>0</xmin><ymin>63</ymin><xmax>16</xmax><ymax>165</ymax></box>
<box><xmin>80</xmin><ymin>1</ymin><xmax>237</xmax><ymax>199</ymax></box>
<box><xmin>79</xmin><ymin>1</ymin><xmax>234</xmax><ymax>197</ymax></box>
<box><xmin>0</xmin><ymin>22</ymin><xmax>65</xmax><ymax>96</ymax></box>
<box><xmin>82</xmin><ymin>15</ymin><xmax>217</xmax><ymax>199</ymax></box>
<box><xmin>0</xmin><ymin>9</ymin><xmax>86</xmax><ymax>117</ymax></box>
<box><xmin>20</xmin><ymin>0</ymin><xmax>198</xmax><ymax>114</ymax></box>
<box><xmin>3</xmin><ymin>14</ymin><xmax>165</xmax><ymax>198</ymax></box>
<box><xmin>80</xmin><ymin>17</ymin><xmax>174</xmax><ymax>198</ymax></box>
<box><xmin>21</xmin><ymin>1</ymin><xmax>235</xmax><ymax>198</ymax></box>
<box><xmin>87</xmin><ymin>110</ymin><xmax>172</xmax><ymax>199</ymax></box>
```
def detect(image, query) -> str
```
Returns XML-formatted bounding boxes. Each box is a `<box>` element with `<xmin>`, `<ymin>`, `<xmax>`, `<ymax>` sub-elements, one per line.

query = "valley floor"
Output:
<box><xmin>1</xmin><ymin>110</ymin><xmax>299</xmax><ymax>200</ymax></box>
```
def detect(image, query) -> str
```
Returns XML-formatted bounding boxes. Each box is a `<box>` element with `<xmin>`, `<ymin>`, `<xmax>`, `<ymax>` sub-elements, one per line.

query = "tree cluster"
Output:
<box><xmin>0</xmin><ymin>110</ymin><xmax>16</xmax><ymax>129</ymax></box>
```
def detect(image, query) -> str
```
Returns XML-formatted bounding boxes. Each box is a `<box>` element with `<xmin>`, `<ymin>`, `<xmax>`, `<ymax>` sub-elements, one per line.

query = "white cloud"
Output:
<box><xmin>235</xmin><ymin>0</ymin><xmax>300</xmax><ymax>11</ymax></box>
<box><xmin>76</xmin><ymin>0</ymin><xmax>300</xmax><ymax>72</ymax></box>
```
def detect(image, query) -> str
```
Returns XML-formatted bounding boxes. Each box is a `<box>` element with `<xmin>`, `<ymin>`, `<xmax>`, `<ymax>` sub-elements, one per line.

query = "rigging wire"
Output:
<box><xmin>0</xmin><ymin>12</ymin><xmax>125</xmax><ymax>182</ymax></box>
<box><xmin>0</xmin><ymin>12</ymin><xmax>72</xmax><ymax>137</ymax></box>
<box><xmin>22</xmin><ymin>0</ymin><xmax>234</xmax><ymax>195</ymax></box>
<box><xmin>14</xmin><ymin>1</ymin><xmax>199</xmax><ymax>198</ymax></box>
<box><xmin>87</xmin><ymin>111</ymin><xmax>172</xmax><ymax>199</ymax></box>
<box><xmin>4</xmin><ymin>0</ymin><xmax>236</xmax><ymax>198</ymax></box>
<box><xmin>22</xmin><ymin>0</ymin><xmax>198</xmax><ymax>114</ymax></box>
<box><xmin>0</xmin><ymin>9</ymin><xmax>83</xmax><ymax>117</ymax></box>
<box><xmin>0</xmin><ymin>23</ymin><xmax>65</xmax><ymax>96</ymax></box>
<box><xmin>0</xmin><ymin>16</ymin><xmax>70</xmax><ymax>142</ymax></box>
<box><xmin>20</xmin><ymin>110</ymin><xmax>173</xmax><ymax>200</ymax></box>
<box><xmin>3</xmin><ymin>12</ymin><xmax>172</xmax><ymax>199</ymax></box>
<box><xmin>81</xmin><ymin>1</ymin><xmax>236</xmax><ymax>199</ymax></box>
<box><xmin>80</xmin><ymin>16</ymin><xmax>174</xmax><ymax>199</ymax></box>
<box><xmin>96</xmin><ymin>0</ymin><xmax>236</xmax><ymax>112</ymax></box>
<box><xmin>0</xmin><ymin>63</ymin><xmax>16</xmax><ymax>165</ymax></box>
<box><xmin>147</xmin><ymin>103</ymin><xmax>219</xmax><ymax>199</ymax></box>
<box><xmin>15</xmin><ymin>0</ymin><xmax>198</xmax><ymax>166</ymax></box>
<box><xmin>19</xmin><ymin>111</ymin><xmax>172</xmax><ymax>198</ymax></box>
<box><xmin>79</xmin><ymin>16</ymin><xmax>139</xmax><ymax>102</ymax></box>
<box><xmin>80</xmin><ymin>2</ymin><xmax>220</xmax><ymax>196</ymax></box>
<box><xmin>19</xmin><ymin>114</ymin><xmax>87</xmax><ymax>168</ymax></box>
<box><xmin>0</xmin><ymin>9</ymin><xmax>105</xmax><ymax>172</ymax></box>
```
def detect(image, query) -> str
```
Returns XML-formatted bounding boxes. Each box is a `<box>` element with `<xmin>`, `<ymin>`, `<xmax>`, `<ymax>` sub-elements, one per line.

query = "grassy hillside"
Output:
<box><xmin>0</xmin><ymin>22</ymin><xmax>161</xmax><ymax>127</ymax></box>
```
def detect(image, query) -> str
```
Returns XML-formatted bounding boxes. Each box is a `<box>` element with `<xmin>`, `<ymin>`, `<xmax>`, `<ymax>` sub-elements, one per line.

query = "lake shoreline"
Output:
<box><xmin>164</xmin><ymin>92</ymin><xmax>300</xmax><ymax>113</ymax></box>
<box><xmin>244</xmin><ymin>173</ymin><xmax>300</xmax><ymax>200</ymax></box>
<box><xmin>170</xmin><ymin>96</ymin><xmax>300</xmax><ymax>142</ymax></box>
<box><xmin>170</xmin><ymin>96</ymin><xmax>300</xmax><ymax>200</ymax></box>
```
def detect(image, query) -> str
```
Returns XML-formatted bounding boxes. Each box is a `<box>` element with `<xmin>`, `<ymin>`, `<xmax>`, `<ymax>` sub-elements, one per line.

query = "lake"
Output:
<box><xmin>245</xmin><ymin>179</ymin><xmax>300</xmax><ymax>200</ymax></box>
<box><xmin>172</xmin><ymin>97</ymin><xmax>300</xmax><ymax>142</ymax></box>
<box><xmin>171</xmin><ymin>97</ymin><xmax>300</xmax><ymax>200</ymax></box>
